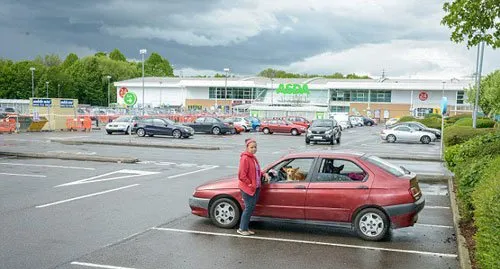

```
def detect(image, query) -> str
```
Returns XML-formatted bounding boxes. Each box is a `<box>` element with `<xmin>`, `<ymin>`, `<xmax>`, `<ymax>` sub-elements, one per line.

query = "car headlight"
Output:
<box><xmin>307</xmin><ymin>129</ymin><xmax>312</xmax><ymax>134</ymax></box>
<box><xmin>325</xmin><ymin>129</ymin><xmax>333</xmax><ymax>134</ymax></box>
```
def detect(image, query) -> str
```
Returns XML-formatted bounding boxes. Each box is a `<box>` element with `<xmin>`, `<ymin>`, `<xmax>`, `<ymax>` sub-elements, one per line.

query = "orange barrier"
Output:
<box><xmin>65</xmin><ymin>116</ymin><xmax>92</xmax><ymax>132</ymax></box>
<box><xmin>0</xmin><ymin>116</ymin><xmax>16</xmax><ymax>133</ymax></box>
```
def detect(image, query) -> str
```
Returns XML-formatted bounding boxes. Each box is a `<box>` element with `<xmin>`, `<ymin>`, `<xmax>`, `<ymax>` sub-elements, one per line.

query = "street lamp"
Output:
<box><xmin>224</xmin><ymin>68</ymin><xmax>230</xmax><ymax>111</ymax></box>
<box><xmin>30</xmin><ymin>67</ymin><xmax>35</xmax><ymax>98</ymax></box>
<box><xmin>45</xmin><ymin>81</ymin><xmax>49</xmax><ymax>98</ymax></box>
<box><xmin>441</xmin><ymin>81</ymin><xmax>446</xmax><ymax>98</ymax></box>
<box><xmin>106</xmin><ymin>75</ymin><xmax>112</xmax><ymax>107</ymax></box>
<box><xmin>140</xmin><ymin>48</ymin><xmax>147</xmax><ymax>115</ymax></box>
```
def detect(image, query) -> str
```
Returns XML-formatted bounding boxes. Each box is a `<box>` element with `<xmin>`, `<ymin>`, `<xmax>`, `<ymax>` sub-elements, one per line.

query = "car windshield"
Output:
<box><xmin>115</xmin><ymin>117</ymin><xmax>131</xmax><ymax>122</ymax></box>
<box><xmin>362</xmin><ymin>155</ymin><xmax>405</xmax><ymax>177</ymax></box>
<box><xmin>163</xmin><ymin>118</ymin><xmax>175</xmax><ymax>125</ymax></box>
<box><xmin>311</xmin><ymin>120</ymin><xmax>332</xmax><ymax>127</ymax></box>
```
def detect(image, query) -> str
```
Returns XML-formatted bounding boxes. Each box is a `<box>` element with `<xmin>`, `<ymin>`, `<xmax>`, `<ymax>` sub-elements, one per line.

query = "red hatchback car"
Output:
<box><xmin>260</xmin><ymin>119</ymin><xmax>307</xmax><ymax>136</ymax></box>
<box><xmin>189</xmin><ymin>152</ymin><xmax>425</xmax><ymax>241</ymax></box>
<box><xmin>285</xmin><ymin>116</ymin><xmax>310</xmax><ymax>128</ymax></box>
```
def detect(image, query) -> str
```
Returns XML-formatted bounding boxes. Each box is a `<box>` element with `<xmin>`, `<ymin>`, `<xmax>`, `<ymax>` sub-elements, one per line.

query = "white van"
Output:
<box><xmin>330</xmin><ymin>113</ymin><xmax>350</xmax><ymax>130</ymax></box>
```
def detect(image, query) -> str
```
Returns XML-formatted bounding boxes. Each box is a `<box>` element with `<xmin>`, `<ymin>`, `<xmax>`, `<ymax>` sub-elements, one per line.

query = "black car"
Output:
<box><xmin>387</xmin><ymin>121</ymin><xmax>441</xmax><ymax>139</ymax></box>
<box><xmin>305</xmin><ymin>119</ymin><xmax>342</xmax><ymax>145</ymax></box>
<box><xmin>362</xmin><ymin>116</ymin><xmax>375</xmax><ymax>126</ymax></box>
<box><xmin>184</xmin><ymin>117</ymin><xmax>234</xmax><ymax>135</ymax></box>
<box><xmin>135</xmin><ymin>118</ymin><xmax>194</xmax><ymax>138</ymax></box>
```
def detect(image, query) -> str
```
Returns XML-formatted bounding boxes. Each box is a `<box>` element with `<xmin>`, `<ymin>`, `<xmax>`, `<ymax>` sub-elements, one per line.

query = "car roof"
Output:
<box><xmin>283</xmin><ymin>151</ymin><xmax>366</xmax><ymax>159</ymax></box>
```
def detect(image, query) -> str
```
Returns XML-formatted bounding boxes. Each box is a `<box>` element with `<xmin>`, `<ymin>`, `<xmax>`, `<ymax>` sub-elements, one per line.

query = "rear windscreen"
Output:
<box><xmin>363</xmin><ymin>155</ymin><xmax>405</xmax><ymax>177</ymax></box>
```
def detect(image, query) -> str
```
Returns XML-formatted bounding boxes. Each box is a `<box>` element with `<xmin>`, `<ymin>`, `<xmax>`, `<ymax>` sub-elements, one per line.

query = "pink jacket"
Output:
<box><xmin>238</xmin><ymin>151</ymin><xmax>261</xmax><ymax>196</ymax></box>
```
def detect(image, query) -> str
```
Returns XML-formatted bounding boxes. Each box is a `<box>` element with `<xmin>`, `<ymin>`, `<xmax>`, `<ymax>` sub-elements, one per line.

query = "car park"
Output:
<box><xmin>105</xmin><ymin>116</ymin><xmax>141</xmax><ymax>134</ymax></box>
<box><xmin>380</xmin><ymin>125</ymin><xmax>436</xmax><ymax>144</ymax></box>
<box><xmin>305</xmin><ymin>119</ymin><xmax>341</xmax><ymax>145</ymax></box>
<box><xmin>189</xmin><ymin>151</ymin><xmax>425</xmax><ymax>241</ymax></box>
<box><xmin>387</xmin><ymin>121</ymin><xmax>441</xmax><ymax>139</ymax></box>
<box><xmin>349</xmin><ymin>116</ymin><xmax>363</xmax><ymax>127</ymax></box>
<box><xmin>135</xmin><ymin>118</ymin><xmax>194</xmax><ymax>138</ymax></box>
<box><xmin>184</xmin><ymin>116</ymin><xmax>234</xmax><ymax>135</ymax></box>
<box><xmin>260</xmin><ymin>119</ymin><xmax>307</xmax><ymax>135</ymax></box>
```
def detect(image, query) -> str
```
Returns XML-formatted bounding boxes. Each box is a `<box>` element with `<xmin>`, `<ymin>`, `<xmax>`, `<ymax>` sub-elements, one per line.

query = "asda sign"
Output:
<box><xmin>276</xmin><ymin>83</ymin><xmax>310</xmax><ymax>94</ymax></box>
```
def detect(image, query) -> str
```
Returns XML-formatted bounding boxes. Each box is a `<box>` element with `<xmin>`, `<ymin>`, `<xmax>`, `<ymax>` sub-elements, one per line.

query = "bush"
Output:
<box><xmin>443</xmin><ymin>125</ymin><xmax>498</xmax><ymax>147</ymax></box>
<box><xmin>455</xmin><ymin>117</ymin><xmax>496</xmax><ymax>128</ymax></box>
<box><xmin>444</xmin><ymin>144</ymin><xmax>460</xmax><ymax>168</ymax></box>
<box><xmin>418</xmin><ymin>117</ymin><xmax>442</xmax><ymax>129</ymax></box>
<box><xmin>472</xmin><ymin>156</ymin><xmax>500</xmax><ymax>269</ymax></box>
<box><xmin>399</xmin><ymin>116</ymin><xmax>416</xmax><ymax>122</ymax></box>
<box><xmin>446</xmin><ymin>113</ymin><xmax>472</xmax><ymax>124</ymax></box>
<box><xmin>424</xmin><ymin>113</ymin><xmax>442</xmax><ymax>119</ymax></box>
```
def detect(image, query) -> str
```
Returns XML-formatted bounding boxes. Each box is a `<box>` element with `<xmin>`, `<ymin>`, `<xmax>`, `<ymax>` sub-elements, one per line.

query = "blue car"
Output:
<box><xmin>245</xmin><ymin>117</ymin><xmax>261</xmax><ymax>131</ymax></box>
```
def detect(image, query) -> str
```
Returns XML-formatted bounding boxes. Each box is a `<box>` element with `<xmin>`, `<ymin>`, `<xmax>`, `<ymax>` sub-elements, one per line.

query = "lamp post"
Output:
<box><xmin>30</xmin><ymin>67</ymin><xmax>35</xmax><ymax>98</ymax></box>
<box><xmin>159</xmin><ymin>81</ymin><xmax>163</xmax><ymax>107</ymax></box>
<box><xmin>45</xmin><ymin>81</ymin><xmax>49</xmax><ymax>98</ymax></box>
<box><xmin>140</xmin><ymin>49</ymin><xmax>147</xmax><ymax>115</ymax></box>
<box><xmin>106</xmin><ymin>75</ymin><xmax>112</xmax><ymax>107</ymax></box>
<box><xmin>58</xmin><ymin>84</ymin><xmax>61</xmax><ymax>98</ymax></box>
<box><xmin>473</xmin><ymin>41</ymin><xmax>485</xmax><ymax>129</ymax></box>
<box><xmin>441</xmin><ymin>81</ymin><xmax>446</xmax><ymax>98</ymax></box>
<box><xmin>224</xmin><ymin>68</ymin><xmax>230</xmax><ymax>112</ymax></box>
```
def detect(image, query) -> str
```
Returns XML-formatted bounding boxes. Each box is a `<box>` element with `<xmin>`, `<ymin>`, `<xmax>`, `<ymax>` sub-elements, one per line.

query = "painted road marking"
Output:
<box><xmin>37</xmin><ymin>184</ymin><xmax>139</xmax><ymax>208</ymax></box>
<box><xmin>0</xmin><ymin>172</ymin><xmax>46</xmax><ymax>178</ymax></box>
<box><xmin>71</xmin><ymin>261</ymin><xmax>137</xmax><ymax>269</ymax></box>
<box><xmin>415</xmin><ymin>223</ymin><xmax>454</xmax><ymax>229</ymax></box>
<box><xmin>152</xmin><ymin>227</ymin><xmax>457</xmax><ymax>258</ymax></box>
<box><xmin>0</xmin><ymin>162</ymin><xmax>95</xmax><ymax>170</ymax></box>
<box><xmin>167</xmin><ymin>165</ymin><xmax>219</xmax><ymax>179</ymax></box>
<box><xmin>56</xmin><ymin>170</ymin><xmax>160</xmax><ymax>187</ymax></box>
<box><xmin>425</xmin><ymin>206</ymin><xmax>451</xmax><ymax>209</ymax></box>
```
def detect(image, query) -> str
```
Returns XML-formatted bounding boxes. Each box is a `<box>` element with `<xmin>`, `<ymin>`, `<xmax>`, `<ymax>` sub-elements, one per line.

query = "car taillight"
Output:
<box><xmin>409</xmin><ymin>178</ymin><xmax>422</xmax><ymax>201</ymax></box>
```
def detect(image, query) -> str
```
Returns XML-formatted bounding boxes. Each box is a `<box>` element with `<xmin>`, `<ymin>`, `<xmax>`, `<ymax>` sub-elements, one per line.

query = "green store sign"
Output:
<box><xmin>276</xmin><ymin>83</ymin><xmax>310</xmax><ymax>94</ymax></box>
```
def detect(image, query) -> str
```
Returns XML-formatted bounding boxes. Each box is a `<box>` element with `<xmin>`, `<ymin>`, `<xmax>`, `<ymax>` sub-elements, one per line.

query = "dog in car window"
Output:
<box><xmin>283</xmin><ymin>167</ymin><xmax>306</xmax><ymax>181</ymax></box>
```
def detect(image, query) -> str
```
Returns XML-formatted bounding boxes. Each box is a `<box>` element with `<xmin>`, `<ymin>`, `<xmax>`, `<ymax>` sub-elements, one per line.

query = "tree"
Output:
<box><xmin>34</xmin><ymin>54</ymin><xmax>62</xmax><ymax>67</ymax></box>
<box><xmin>94</xmin><ymin>52</ymin><xmax>107</xmax><ymax>57</ymax></box>
<box><xmin>62</xmin><ymin>53</ymin><xmax>79</xmax><ymax>69</ymax></box>
<box><xmin>144</xmin><ymin>52</ymin><xmax>174</xmax><ymax>77</ymax></box>
<box><xmin>109</xmin><ymin>49</ymin><xmax>126</xmax><ymax>62</ymax></box>
<box><xmin>257</xmin><ymin>68</ymin><xmax>370</xmax><ymax>79</ymax></box>
<box><xmin>441</xmin><ymin>0</ymin><xmax>500</xmax><ymax>48</ymax></box>
<box><xmin>467</xmin><ymin>70</ymin><xmax>500</xmax><ymax>116</ymax></box>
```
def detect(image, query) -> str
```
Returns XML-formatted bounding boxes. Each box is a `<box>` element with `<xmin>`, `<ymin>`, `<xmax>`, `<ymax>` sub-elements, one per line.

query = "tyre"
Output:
<box><xmin>336</xmin><ymin>136</ymin><xmax>341</xmax><ymax>144</ymax></box>
<box><xmin>421</xmin><ymin>135</ymin><xmax>431</xmax><ymax>144</ymax></box>
<box><xmin>212</xmin><ymin>126</ymin><xmax>221</xmax><ymax>135</ymax></box>
<box><xmin>125</xmin><ymin>127</ymin><xmax>130</xmax><ymax>135</ymax></box>
<box><xmin>387</xmin><ymin>134</ymin><xmax>396</xmax><ymax>143</ymax></box>
<box><xmin>147</xmin><ymin>134</ymin><xmax>154</xmax><ymax>137</ymax></box>
<box><xmin>172</xmin><ymin>129</ymin><xmax>182</xmax><ymax>139</ymax></box>
<box><xmin>330</xmin><ymin>137</ymin><xmax>335</xmax><ymax>145</ymax></box>
<box><xmin>263</xmin><ymin>128</ymin><xmax>270</xmax><ymax>134</ymax></box>
<box><xmin>210</xmin><ymin>198</ymin><xmax>240</xmax><ymax>229</ymax></box>
<box><xmin>137</xmin><ymin>128</ymin><xmax>146</xmax><ymax>137</ymax></box>
<box><xmin>354</xmin><ymin>208</ymin><xmax>390</xmax><ymax>241</ymax></box>
<box><xmin>106</xmin><ymin>130</ymin><xmax>112</xmax><ymax>135</ymax></box>
<box><xmin>305</xmin><ymin>138</ymin><xmax>310</xmax><ymax>144</ymax></box>
<box><xmin>291</xmin><ymin>129</ymin><xmax>298</xmax><ymax>136</ymax></box>
<box><xmin>367</xmin><ymin>122</ymin><xmax>373</xmax><ymax>126</ymax></box>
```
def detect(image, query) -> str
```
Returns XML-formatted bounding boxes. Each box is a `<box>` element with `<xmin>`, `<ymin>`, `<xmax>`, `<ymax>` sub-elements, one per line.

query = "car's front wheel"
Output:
<box><xmin>387</xmin><ymin>134</ymin><xmax>396</xmax><ymax>143</ymax></box>
<box><xmin>354</xmin><ymin>208</ymin><xmax>389</xmax><ymax>241</ymax></box>
<box><xmin>137</xmin><ymin>128</ymin><xmax>146</xmax><ymax>137</ymax></box>
<box><xmin>421</xmin><ymin>135</ymin><xmax>431</xmax><ymax>144</ymax></box>
<box><xmin>210</xmin><ymin>198</ymin><xmax>240</xmax><ymax>228</ymax></box>
<box><xmin>172</xmin><ymin>129</ymin><xmax>182</xmax><ymax>139</ymax></box>
<box><xmin>263</xmin><ymin>128</ymin><xmax>270</xmax><ymax>134</ymax></box>
<box><xmin>305</xmin><ymin>138</ymin><xmax>310</xmax><ymax>144</ymax></box>
<box><xmin>291</xmin><ymin>129</ymin><xmax>298</xmax><ymax>136</ymax></box>
<box><xmin>106</xmin><ymin>130</ymin><xmax>112</xmax><ymax>135</ymax></box>
<box><xmin>212</xmin><ymin>126</ymin><xmax>221</xmax><ymax>135</ymax></box>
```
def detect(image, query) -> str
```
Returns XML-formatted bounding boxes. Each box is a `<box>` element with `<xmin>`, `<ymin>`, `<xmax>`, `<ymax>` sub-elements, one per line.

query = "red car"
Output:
<box><xmin>260</xmin><ymin>119</ymin><xmax>307</xmax><ymax>136</ymax></box>
<box><xmin>189</xmin><ymin>152</ymin><xmax>425</xmax><ymax>241</ymax></box>
<box><xmin>285</xmin><ymin>116</ymin><xmax>310</xmax><ymax>128</ymax></box>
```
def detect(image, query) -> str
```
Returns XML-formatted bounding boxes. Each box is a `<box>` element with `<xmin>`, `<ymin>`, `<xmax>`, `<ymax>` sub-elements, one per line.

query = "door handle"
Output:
<box><xmin>294</xmin><ymin>185</ymin><xmax>306</xmax><ymax>189</ymax></box>
<box><xmin>356</xmin><ymin>185</ymin><xmax>368</xmax><ymax>189</ymax></box>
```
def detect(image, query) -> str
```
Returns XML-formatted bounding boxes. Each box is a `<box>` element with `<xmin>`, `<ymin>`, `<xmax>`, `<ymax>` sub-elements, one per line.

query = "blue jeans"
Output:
<box><xmin>239</xmin><ymin>188</ymin><xmax>260</xmax><ymax>231</ymax></box>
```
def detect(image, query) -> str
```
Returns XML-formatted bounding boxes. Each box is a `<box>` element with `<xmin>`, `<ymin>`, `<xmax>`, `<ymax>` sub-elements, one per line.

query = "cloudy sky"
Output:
<box><xmin>1</xmin><ymin>0</ymin><xmax>498</xmax><ymax>79</ymax></box>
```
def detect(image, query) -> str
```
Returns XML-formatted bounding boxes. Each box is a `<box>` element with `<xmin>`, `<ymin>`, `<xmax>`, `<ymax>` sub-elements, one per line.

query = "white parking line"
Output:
<box><xmin>70</xmin><ymin>261</ymin><xmax>136</xmax><ymax>269</ymax></box>
<box><xmin>425</xmin><ymin>206</ymin><xmax>450</xmax><ymax>209</ymax></box>
<box><xmin>36</xmin><ymin>184</ymin><xmax>139</xmax><ymax>208</ymax></box>
<box><xmin>415</xmin><ymin>223</ymin><xmax>454</xmax><ymax>229</ymax></box>
<box><xmin>167</xmin><ymin>165</ymin><xmax>219</xmax><ymax>179</ymax></box>
<box><xmin>0</xmin><ymin>162</ymin><xmax>95</xmax><ymax>170</ymax></box>
<box><xmin>152</xmin><ymin>227</ymin><xmax>457</xmax><ymax>258</ymax></box>
<box><xmin>0</xmin><ymin>172</ymin><xmax>46</xmax><ymax>178</ymax></box>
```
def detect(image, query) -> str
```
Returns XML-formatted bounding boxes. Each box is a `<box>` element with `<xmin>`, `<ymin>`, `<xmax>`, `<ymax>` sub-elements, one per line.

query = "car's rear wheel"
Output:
<box><xmin>367</xmin><ymin>122</ymin><xmax>373</xmax><ymax>126</ymax></box>
<box><xmin>387</xmin><ymin>134</ymin><xmax>396</xmax><ymax>143</ymax></box>
<box><xmin>106</xmin><ymin>130</ymin><xmax>112</xmax><ymax>135</ymax></box>
<box><xmin>330</xmin><ymin>137</ymin><xmax>335</xmax><ymax>145</ymax></box>
<box><xmin>291</xmin><ymin>129</ymin><xmax>298</xmax><ymax>136</ymax></box>
<box><xmin>125</xmin><ymin>127</ymin><xmax>130</xmax><ymax>135</ymax></box>
<box><xmin>354</xmin><ymin>208</ymin><xmax>389</xmax><ymax>241</ymax></box>
<box><xmin>305</xmin><ymin>138</ymin><xmax>310</xmax><ymax>144</ymax></box>
<box><xmin>263</xmin><ymin>128</ymin><xmax>270</xmax><ymax>134</ymax></box>
<box><xmin>336</xmin><ymin>136</ymin><xmax>341</xmax><ymax>144</ymax></box>
<box><xmin>210</xmin><ymin>198</ymin><xmax>240</xmax><ymax>228</ymax></box>
<box><xmin>212</xmin><ymin>126</ymin><xmax>221</xmax><ymax>135</ymax></box>
<box><xmin>137</xmin><ymin>128</ymin><xmax>146</xmax><ymax>137</ymax></box>
<box><xmin>421</xmin><ymin>135</ymin><xmax>431</xmax><ymax>144</ymax></box>
<box><xmin>172</xmin><ymin>129</ymin><xmax>182</xmax><ymax>139</ymax></box>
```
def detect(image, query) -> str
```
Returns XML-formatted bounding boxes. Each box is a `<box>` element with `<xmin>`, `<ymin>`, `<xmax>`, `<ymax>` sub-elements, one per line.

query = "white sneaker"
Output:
<box><xmin>237</xmin><ymin>229</ymin><xmax>251</xmax><ymax>236</ymax></box>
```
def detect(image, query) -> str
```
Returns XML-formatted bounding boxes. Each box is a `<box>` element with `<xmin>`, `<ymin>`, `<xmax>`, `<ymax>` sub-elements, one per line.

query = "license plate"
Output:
<box><xmin>313</xmin><ymin>136</ymin><xmax>322</xmax><ymax>140</ymax></box>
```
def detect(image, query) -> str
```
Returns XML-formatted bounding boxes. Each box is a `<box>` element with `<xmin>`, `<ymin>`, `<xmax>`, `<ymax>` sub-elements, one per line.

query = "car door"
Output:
<box><xmin>305</xmin><ymin>157</ymin><xmax>373</xmax><ymax>223</ymax></box>
<box><xmin>395</xmin><ymin>126</ymin><xmax>412</xmax><ymax>141</ymax></box>
<box><xmin>142</xmin><ymin>119</ymin><xmax>154</xmax><ymax>133</ymax></box>
<box><xmin>276</xmin><ymin>120</ymin><xmax>287</xmax><ymax>133</ymax></box>
<box><xmin>190</xmin><ymin>117</ymin><xmax>205</xmax><ymax>132</ymax></box>
<box><xmin>203</xmin><ymin>117</ymin><xmax>216</xmax><ymax>133</ymax></box>
<box><xmin>254</xmin><ymin>157</ymin><xmax>317</xmax><ymax>220</ymax></box>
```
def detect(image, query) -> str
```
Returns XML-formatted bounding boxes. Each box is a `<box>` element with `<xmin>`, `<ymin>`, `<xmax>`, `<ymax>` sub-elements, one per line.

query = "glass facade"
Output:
<box><xmin>456</xmin><ymin>91</ymin><xmax>465</xmax><ymax>104</ymax></box>
<box><xmin>330</xmin><ymin>106</ymin><xmax>350</xmax><ymax>113</ymax></box>
<box><xmin>209</xmin><ymin>87</ymin><xmax>267</xmax><ymax>100</ymax></box>
<box><xmin>330</xmin><ymin>89</ymin><xmax>391</xmax><ymax>102</ymax></box>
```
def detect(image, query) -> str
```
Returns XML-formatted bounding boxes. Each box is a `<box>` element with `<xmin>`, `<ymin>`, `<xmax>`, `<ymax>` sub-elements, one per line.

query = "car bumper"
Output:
<box><xmin>380</xmin><ymin>134</ymin><xmax>388</xmax><ymax>140</ymax></box>
<box><xmin>106</xmin><ymin>126</ymin><xmax>129</xmax><ymax>132</ymax></box>
<box><xmin>306</xmin><ymin>133</ymin><xmax>335</xmax><ymax>141</ymax></box>
<box><xmin>383</xmin><ymin>197</ymin><xmax>425</xmax><ymax>228</ymax></box>
<box><xmin>189</xmin><ymin>196</ymin><xmax>210</xmax><ymax>217</ymax></box>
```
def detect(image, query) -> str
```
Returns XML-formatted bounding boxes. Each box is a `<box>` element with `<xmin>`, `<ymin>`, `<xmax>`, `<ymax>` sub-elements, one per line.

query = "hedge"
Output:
<box><xmin>398</xmin><ymin>116</ymin><xmax>416</xmax><ymax>122</ymax></box>
<box><xmin>455</xmin><ymin>117</ymin><xmax>496</xmax><ymax>128</ymax></box>
<box><xmin>445</xmin><ymin>113</ymin><xmax>472</xmax><ymax>124</ymax></box>
<box><xmin>396</xmin><ymin>116</ymin><xmax>442</xmax><ymax>129</ymax></box>
<box><xmin>472</xmin><ymin>156</ymin><xmax>500</xmax><ymax>269</ymax></box>
<box><xmin>424</xmin><ymin>113</ymin><xmax>442</xmax><ymax>119</ymax></box>
<box><xmin>443</xmin><ymin>125</ymin><xmax>498</xmax><ymax>147</ymax></box>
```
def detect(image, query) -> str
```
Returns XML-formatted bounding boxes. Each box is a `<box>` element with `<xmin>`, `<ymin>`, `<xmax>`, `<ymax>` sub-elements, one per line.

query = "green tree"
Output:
<box><xmin>62</xmin><ymin>53</ymin><xmax>79</xmax><ymax>69</ymax></box>
<box><xmin>94</xmin><ymin>51</ymin><xmax>107</xmax><ymax>57</ymax></box>
<box><xmin>109</xmin><ymin>49</ymin><xmax>127</xmax><ymax>62</ymax></box>
<box><xmin>144</xmin><ymin>52</ymin><xmax>174</xmax><ymax>77</ymax></box>
<box><xmin>467</xmin><ymin>70</ymin><xmax>500</xmax><ymax>116</ymax></box>
<box><xmin>441</xmin><ymin>0</ymin><xmax>500</xmax><ymax>48</ymax></box>
<box><xmin>34</xmin><ymin>54</ymin><xmax>62</xmax><ymax>67</ymax></box>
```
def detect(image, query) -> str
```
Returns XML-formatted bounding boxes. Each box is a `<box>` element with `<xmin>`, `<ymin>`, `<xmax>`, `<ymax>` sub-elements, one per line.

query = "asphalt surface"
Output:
<box><xmin>0</xmin><ymin>125</ymin><xmax>458</xmax><ymax>269</ymax></box>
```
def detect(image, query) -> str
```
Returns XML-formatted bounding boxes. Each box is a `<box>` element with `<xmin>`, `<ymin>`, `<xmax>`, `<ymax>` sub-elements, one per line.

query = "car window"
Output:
<box><xmin>205</xmin><ymin>118</ymin><xmax>217</xmax><ymax>124</ymax></box>
<box><xmin>270</xmin><ymin>120</ymin><xmax>277</xmax><ymax>124</ymax></box>
<box><xmin>395</xmin><ymin>126</ymin><xmax>410</xmax><ymax>132</ymax></box>
<box><xmin>362</xmin><ymin>155</ymin><xmax>405</xmax><ymax>177</ymax></box>
<box><xmin>266</xmin><ymin>158</ymin><xmax>316</xmax><ymax>183</ymax></box>
<box><xmin>153</xmin><ymin>119</ymin><xmax>165</xmax><ymax>126</ymax></box>
<box><xmin>194</xmin><ymin>117</ymin><xmax>205</xmax><ymax>123</ymax></box>
<box><xmin>314</xmin><ymin>158</ymin><xmax>367</xmax><ymax>182</ymax></box>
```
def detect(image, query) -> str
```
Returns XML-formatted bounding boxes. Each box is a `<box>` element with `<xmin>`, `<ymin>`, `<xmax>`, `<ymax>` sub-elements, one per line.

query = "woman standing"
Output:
<box><xmin>237</xmin><ymin>138</ymin><xmax>268</xmax><ymax>236</ymax></box>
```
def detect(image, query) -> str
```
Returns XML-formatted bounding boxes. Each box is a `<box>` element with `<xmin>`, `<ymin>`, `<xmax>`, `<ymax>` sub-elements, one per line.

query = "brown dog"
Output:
<box><xmin>283</xmin><ymin>167</ymin><xmax>306</xmax><ymax>181</ymax></box>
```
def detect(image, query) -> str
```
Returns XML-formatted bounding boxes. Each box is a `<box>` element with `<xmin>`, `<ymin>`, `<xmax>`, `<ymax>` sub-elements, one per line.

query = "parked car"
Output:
<box><xmin>260</xmin><ymin>119</ymin><xmax>307</xmax><ymax>135</ymax></box>
<box><xmin>384</xmin><ymin>118</ymin><xmax>399</xmax><ymax>127</ymax></box>
<box><xmin>387</xmin><ymin>121</ymin><xmax>441</xmax><ymax>139</ymax></box>
<box><xmin>284</xmin><ymin>116</ymin><xmax>310</xmax><ymax>128</ymax></box>
<box><xmin>0</xmin><ymin>107</ymin><xmax>17</xmax><ymax>113</ymax></box>
<box><xmin>189</xmin><ymin>152</ymin><xmax>425</xmax><ymax>241</ymax></box>
<box><xmin>349</xmin><ymin>116</ymin><xmax>363</xmax><ymax>127</ymax></box>
<box><xmin>224</xmin><ymin>117</ymin><xmax>250</xmax><ymax>132</ymax></box>
<box><xmin>380</xmin><ymin>125</ymin><xmax>436</xmax><ymax>144</ymax></box>
<box><xmin>135</xmin><ymin>118</ymin><xmax>194</xmax><ymax>138</ymax></box>
<box><xmin>184</xmin><ymin>117</ymin><xmax>234</xmax><ymax>135</ymax></box>
<box><xmin>362</xmin><ymin>116</ymin><xmax>375</xmax><ymax>126</ymax></box>
<box><xmin>105</xmin><ymin>116</ymin><xmax>141</xmax><ymax>134</ymax></box>
<box><xmin>331</xmin><ymin>113</ymin><xmax>351</xmax><ymax>130</ymax></box>
<box><xmin>245</xmin><ymin>117</ymin><xmax>261</xmax><ymax>131</ymax></box>
<box><xmin>305</xmin><ymin>119</ymin><xmax>342</xmax><ymax>145</ymax></box>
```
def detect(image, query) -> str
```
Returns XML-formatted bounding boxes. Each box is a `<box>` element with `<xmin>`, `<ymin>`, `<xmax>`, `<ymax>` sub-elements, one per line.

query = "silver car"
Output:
<box><xmin>380</xmin><ymin>125</ymin><xmax>436</xmax><ymax>144</ymax></box>
<box><xmin>105</xmin><ymin>116</ymin><xmax>140</xmax><ymax>135</ymax></box>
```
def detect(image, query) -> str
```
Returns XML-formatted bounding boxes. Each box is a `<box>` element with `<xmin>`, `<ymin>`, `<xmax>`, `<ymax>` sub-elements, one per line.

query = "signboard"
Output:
<box><xmin>440</xmin><ymin>97</ymin><xmax>448</xmax><ymax>115</ymax></box>
<box><xmin>32</xmin><ymin>98</ymin><xmax>52</xmax><ymax>107</ymax></box>
<box><xmin>33</xmin><ymin>110</ymin><xmax>40</xmax><ymax>122</ymax></box>
<box><xmin>419</xmin><ymin>91</ymin><xmax>428</xmax><ymax>101</ymax></box>
<box><xmin>276</xmin><ymin>84</ymin><xmax>310</xmax><ymax>94</ymax></box>
<box><xmin>315</xmin><ymin>112</ymin><xmax>325</xmax><ymax>119</ymax></box>
<box><xmin>123</xmin><ymin>92</ymin><xmax>137</xmax><ymax>106</ymax></box>
<box><xmin>60</xmin><ymin>99</ymin><xmax>74</xmax><ymax>108</ymax></box>
<box><xmin>119</xmin><ymin>87</ymin><xmax>128</xmax><ymax>98</ymax></box>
